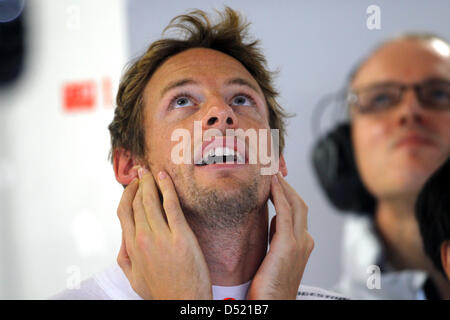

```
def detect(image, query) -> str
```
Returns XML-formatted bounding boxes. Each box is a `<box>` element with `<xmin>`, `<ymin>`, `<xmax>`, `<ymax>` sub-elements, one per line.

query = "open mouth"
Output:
<box><xmin>196</xmin><ymin>146</ymin><xmax>245</xmax><ymax>166</ymax></box>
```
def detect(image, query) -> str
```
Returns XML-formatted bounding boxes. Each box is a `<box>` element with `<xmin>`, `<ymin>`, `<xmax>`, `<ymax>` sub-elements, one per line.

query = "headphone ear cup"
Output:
<box><xmin>311</xmin><ymin>123</ymin><xmax>375</xmax><ymax>214</ymax></box>
<box><xmin>0</xmin><ymin>11</ymin><xmax>25</xmax><ymax>86</ymax></box>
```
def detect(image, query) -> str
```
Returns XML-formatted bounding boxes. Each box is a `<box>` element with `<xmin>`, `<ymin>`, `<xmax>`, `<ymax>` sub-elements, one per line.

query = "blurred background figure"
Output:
<box><xmin>1</xmin><ymin>0</ymin><xmax>450</xmax><ymax>299</ymax></box>
<box><xmin>0</xmin><ymin>0</ymin><xmax>128</xmax><ymax>299</ymax></box>
<box><xmin>416</xmin><ymin>158</ymin><xmax>450</xmax><ymax>283</ymax></box>
<box><xmin>313</xmin><ymin>34</ymin><xmax>450</xmax><ymax>299</ymax></box>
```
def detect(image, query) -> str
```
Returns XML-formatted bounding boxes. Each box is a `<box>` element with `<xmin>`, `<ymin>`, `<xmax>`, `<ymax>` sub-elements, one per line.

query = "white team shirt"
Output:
<box><xmin>334</xmin><ymin>214</ymin><xmax>428</xmax><ymax>299</ymax></box>
<box><xmin>51</xmin><ymin>264</ymin><xmax>348</xmax><ymax>300</ymax></box>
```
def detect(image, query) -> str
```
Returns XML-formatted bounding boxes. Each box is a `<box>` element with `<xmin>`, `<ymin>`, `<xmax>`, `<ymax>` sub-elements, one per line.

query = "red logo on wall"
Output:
<box><xmin>63</xmin><ymin>81</ymin><xmax>96</xmax><ymax>111</ymax></box>
<box><xmin>101</xmin><ymin>77</ymin><xmax>113</xmax><ymax>107</ymax></box>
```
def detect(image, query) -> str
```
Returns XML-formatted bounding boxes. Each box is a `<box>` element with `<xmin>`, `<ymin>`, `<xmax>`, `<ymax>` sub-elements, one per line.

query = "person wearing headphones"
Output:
<box><xmin>312</xmin><ymin>33</ymin><xmax>450</xmax><ymax>299</ymax></box>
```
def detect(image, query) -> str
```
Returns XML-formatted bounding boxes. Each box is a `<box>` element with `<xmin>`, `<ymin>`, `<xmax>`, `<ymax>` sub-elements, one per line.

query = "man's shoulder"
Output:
<box><xmin>296</xmin><ymin>284</ymin><xmax>349</xmax><ymax>300</ymax></box>
<box><xmin>49</xmin><ymin>264</ymin><xmax>349</xmax><ymax>300</ymax></box>
<box><xmin>337</xmin><ymin>214</ymin><xmax>429</xmax><ymax>299</ymax></box>
<box><xmin>49</xmin><ymin>264</ymin><xmax>142</xmax><ymax>300</ymax></box>
<box><xmin>49</xmin><ymin>276</ymin><xmax>109</xmax><ymax>300</ymax></box>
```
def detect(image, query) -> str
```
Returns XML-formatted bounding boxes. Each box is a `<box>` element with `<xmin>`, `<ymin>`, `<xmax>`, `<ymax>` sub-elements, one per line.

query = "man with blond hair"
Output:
<box><xmin>52</xmin><ymin>7</ymin><xmax>345</xmax><ymax>300</ymax></box>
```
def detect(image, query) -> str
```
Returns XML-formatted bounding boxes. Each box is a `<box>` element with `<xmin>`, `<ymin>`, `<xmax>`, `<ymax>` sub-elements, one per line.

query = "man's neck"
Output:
<box><xmin>375</xmin><ymin>197</ymin><xmax>450</xmax><ymax>299</ymax></box>
<box><xmin>188</xmin><ymin>205</ymin><xmax>269</xmax><ymax>286</ymax></box>
<box><xmin>376</xmin><ymin>196</ymin><xmax>426</xmax><ymax>270</ymax></box>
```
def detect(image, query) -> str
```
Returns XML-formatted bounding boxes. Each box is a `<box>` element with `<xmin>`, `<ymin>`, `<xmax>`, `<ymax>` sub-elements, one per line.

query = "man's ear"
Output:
<box><xmin>279</xmin><ymin>154</ymin><xmax>288</xmax><ymax>177</ymax></box>
<box><xmin>113</xmin><ymin>148</ymin><xmax>143</xmax><ymax>186</ymax></box>
<box><xmin>441</xmin><ymin>240</ymin><xmax>450</xmax><ymax>281</ymax></box>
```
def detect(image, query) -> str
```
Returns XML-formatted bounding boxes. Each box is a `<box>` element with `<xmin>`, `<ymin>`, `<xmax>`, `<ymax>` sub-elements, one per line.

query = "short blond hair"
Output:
<box><xmin>108</xmin><ymin>7</ymin><xmax>289</xmax><ymax>164</ymax></box>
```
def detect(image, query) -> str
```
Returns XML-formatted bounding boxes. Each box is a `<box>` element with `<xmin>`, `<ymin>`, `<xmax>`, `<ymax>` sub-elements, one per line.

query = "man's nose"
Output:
<box><xmin>201</xmin><ymin>100</ymin><xmax>238</xmax><ymax>131</ymax></box>
<box><xmin>397</xmin><ymin>89</ymin><xmax>424</xmax><ymax>127</ymax></box>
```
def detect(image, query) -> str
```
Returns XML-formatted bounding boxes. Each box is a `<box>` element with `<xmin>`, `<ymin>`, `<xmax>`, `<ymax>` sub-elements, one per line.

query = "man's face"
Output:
<box><xmin>351</xmin><ymin>39</ymin><xmax>450</xmax><ymax>200</ymax></box>
<box><xmin>142</xmin><ymin>48</ymin><xmax>273</xmax><ymax>228</ymax></box>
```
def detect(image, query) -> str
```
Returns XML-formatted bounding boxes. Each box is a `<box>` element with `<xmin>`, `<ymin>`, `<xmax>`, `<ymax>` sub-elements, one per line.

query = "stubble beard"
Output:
<box><xmin>173</xmin><ymin>168</ymin><xmax>262</xmax><ymax>231</ymax></box>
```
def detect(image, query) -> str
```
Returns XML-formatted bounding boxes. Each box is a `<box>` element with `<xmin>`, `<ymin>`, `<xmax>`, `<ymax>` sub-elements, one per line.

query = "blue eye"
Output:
<box><xmin>231</xmin><ymin>94</ymin><xmax>254</xmax><ymax>107</ymax></box>
<box><xmin>170</xmin><ymin>95</ymin><xmax>195</xmax><ymax>108</ymax></box>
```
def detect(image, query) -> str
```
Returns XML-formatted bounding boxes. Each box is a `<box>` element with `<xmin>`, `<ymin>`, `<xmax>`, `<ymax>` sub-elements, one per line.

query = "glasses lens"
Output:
<box><xmin>356</xmin><ymin>85</ymin><xmax>401</xmax><ymax>114</ymax></box>
<box><xmin>420</xmin><ymin>80</ymin><xmax>450</xmax><ymax>109</ymax></box>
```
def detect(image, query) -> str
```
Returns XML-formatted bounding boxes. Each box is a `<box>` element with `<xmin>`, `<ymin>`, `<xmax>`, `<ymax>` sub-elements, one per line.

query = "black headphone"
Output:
<box><xmin>0</xmin><ymin>2</ymin><xmax>25</xmax><ymax>86</ymax></box>
<box><xmin>310</xmin><ymin>89</ymin><xmax>376</xmax><ymax>216</ymax></box>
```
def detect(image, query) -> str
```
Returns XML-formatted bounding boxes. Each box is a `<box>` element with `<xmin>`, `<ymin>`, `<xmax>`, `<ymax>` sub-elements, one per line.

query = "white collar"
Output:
<box><xmin>94</xmin><ymin>264</ymin><xmax>252</xmax><ymax>300</ymax></box>
<box><xmin>212</xmin><ymin>281</ymin><xmax>252</xmax><ymax>300</ymax></box>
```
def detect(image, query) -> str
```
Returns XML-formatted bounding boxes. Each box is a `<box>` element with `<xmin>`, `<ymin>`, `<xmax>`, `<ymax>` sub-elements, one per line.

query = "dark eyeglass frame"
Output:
<box><xmin>347</xmin><ymin>78</ymin><xmax>450</xmax><ymax>114</ymax></box>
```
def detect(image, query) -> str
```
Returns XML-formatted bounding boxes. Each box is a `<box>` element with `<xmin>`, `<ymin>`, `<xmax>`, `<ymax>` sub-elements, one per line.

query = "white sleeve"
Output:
<box><xmin>296</xmin><ymin>284</ymin><xmax>349</xmax><ymax>300</ymax></box>
<box><xmin>49</xmin><ymin>277</ymin><xmax>111</xmax><ymax>300</ymax></box>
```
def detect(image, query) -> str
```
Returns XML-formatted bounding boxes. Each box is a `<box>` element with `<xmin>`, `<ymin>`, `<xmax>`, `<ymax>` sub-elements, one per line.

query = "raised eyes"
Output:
<box><xmin>169</xmin><ymin>93</ymin><xmax>256</xmax><ymax>109</ymax></box>
<box><xmin>231</xmin><ymin>94</ymin><xmax>255</xmax><ymax>107</ymax></box>
<box><xmin>172</xmin><ymin>96</ymin><xmax>195</xmax><ymax>108</ymax></box>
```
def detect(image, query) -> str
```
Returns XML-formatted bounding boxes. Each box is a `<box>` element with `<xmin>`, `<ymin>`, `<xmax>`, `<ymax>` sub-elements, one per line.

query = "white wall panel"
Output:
<box><xmin>0</xmin><ymin>0</ymin><xmax>127</xmax><ymax>299</ymax></box>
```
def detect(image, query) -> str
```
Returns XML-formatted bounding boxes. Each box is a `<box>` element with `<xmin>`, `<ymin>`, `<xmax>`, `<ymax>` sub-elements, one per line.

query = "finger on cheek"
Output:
<box><xmin>133</xmin><ymin>177</ymin><xmax>152</xmax><ymax>232</ymax></box>
<box><xmin>118</xmin><ymin>178</ymin><xmax>139</xmax><ymax>228</ymax></box>
<box><xmin>276</xmin><ymin>172</ymin><xmax>289</xmax><ymax>193</ymax></box>
<box><xmin>271</xmin><ymin>173</ymin><xmax>294</xmax><ymax>232</ymax></box>
<box><xmin>138</xmin><ymin>167</ymin><xmax>149</xmax><ymax>180</ymax></box>
<box><xmin>157</xmin><ymin>171</ymin><xmax>187</xmax><ymax>230</ymax></box>
<box><xmin>124</xmin><ymin>177</ymin><xmax>139</xmax><ymax>195</ymax></box>
<box><xmin>270</xmin><ymin>175</ymin><xmax>286</xmax><ymax>212</ymax></box>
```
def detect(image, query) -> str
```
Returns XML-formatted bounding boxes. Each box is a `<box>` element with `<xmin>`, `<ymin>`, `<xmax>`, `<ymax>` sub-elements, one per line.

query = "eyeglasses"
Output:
<box><xmin>347</xmin><ymin>78</ymin><xmax>450</xmax><ymax>114</ymax></box>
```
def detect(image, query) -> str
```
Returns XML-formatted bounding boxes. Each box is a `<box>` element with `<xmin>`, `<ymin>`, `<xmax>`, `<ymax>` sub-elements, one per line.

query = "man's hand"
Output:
<box><xmin>116</xmin><ymin>168</ymin><xmax>212</xmax><ymax>299</ymax></box>
<box><xmin>247</xmin><ymin>173</ymin><xmax>314</xmax><ymax>299</ymax></box>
